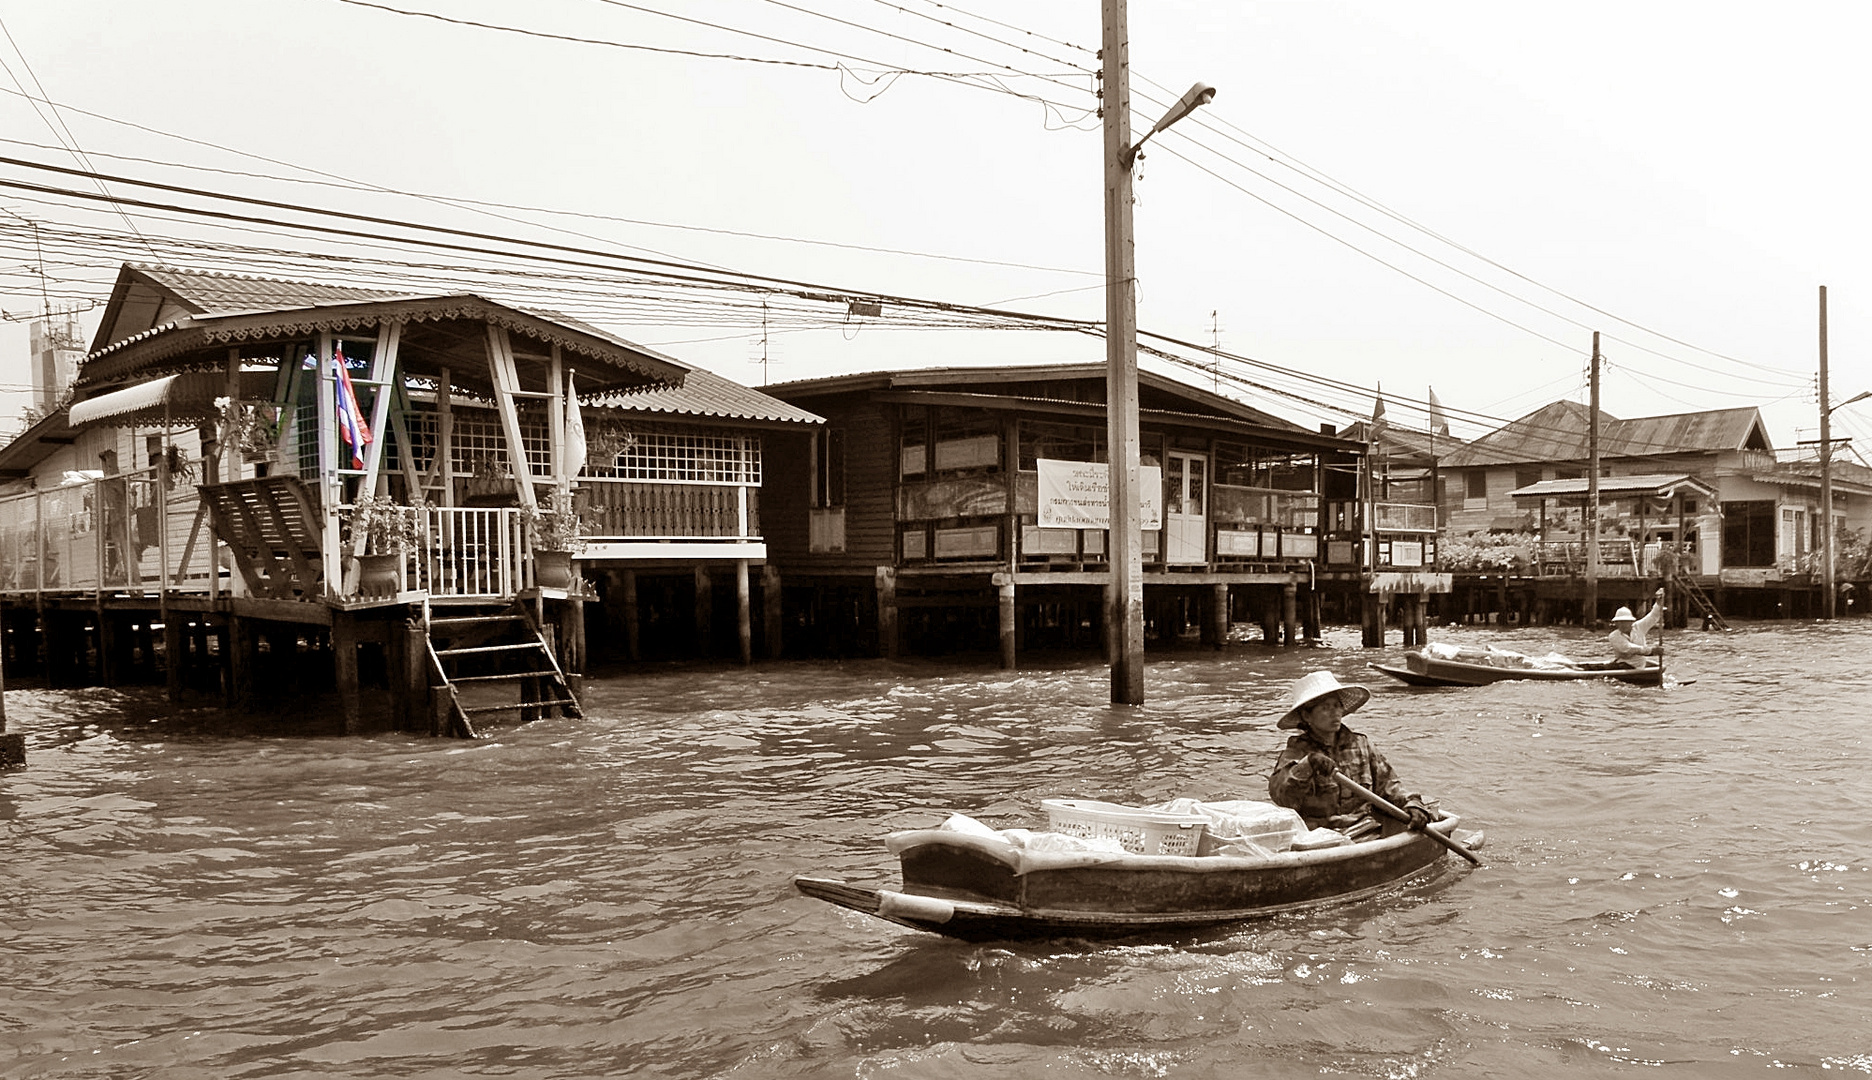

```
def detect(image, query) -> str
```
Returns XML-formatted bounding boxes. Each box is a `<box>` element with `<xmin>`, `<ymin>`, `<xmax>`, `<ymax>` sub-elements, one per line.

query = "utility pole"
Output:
<box><xmin>1586</xmin><ymin>332</ymin><xmax>1601</xmax><ymax>625</ymax></box>
<box><xmin>1820</xmin><ymin>285</ymin><xmax>1835</xmax><ymax>619</ymax></box>
<box><xmin>1101</xmin><ymin>0</ymin><xmax>1145</xmax><ymax>704</ymax></box>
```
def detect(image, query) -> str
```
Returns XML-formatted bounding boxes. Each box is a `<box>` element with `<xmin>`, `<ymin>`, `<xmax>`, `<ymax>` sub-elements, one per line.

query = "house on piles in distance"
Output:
<box><xmin>1437</xmin><ymin>399</ymin><xmax>1872</xmax><ymax>620</ymax></box>
<box><xmin>0</xmin><ymin>263</ymin><xmax>820</xmax><ymax>740</ymax></box>
<box><xmin>756</xmin><ymin>363</ymin><xmax>1443</xmax><ymax>665</ymax></box>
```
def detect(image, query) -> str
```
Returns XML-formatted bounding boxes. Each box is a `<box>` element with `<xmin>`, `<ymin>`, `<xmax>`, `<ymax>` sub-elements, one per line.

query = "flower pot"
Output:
<box><xmin>534</xmin><ymin>549</ymin><xmax>575</xmax><ymax>590</ymax></box>
<box><xmin>356</xmin><ymin>552</ymin><xmax>402</xmax><ymax>598</ymax></box>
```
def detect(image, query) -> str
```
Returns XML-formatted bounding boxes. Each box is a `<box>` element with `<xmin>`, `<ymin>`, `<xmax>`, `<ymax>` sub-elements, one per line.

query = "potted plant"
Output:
<box><xmin>342</xmin><ymin>493</ymin><xmax>427</xmax><ymax>597</ymax></box>
<box><xmin>523</xmin><ymin>486</ymin><xmax>586</xmax><ymax>589</ymax></box>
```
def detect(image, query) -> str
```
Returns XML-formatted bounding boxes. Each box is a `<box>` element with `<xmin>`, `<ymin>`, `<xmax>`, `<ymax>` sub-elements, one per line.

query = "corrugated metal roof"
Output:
<box><xmin>130</xmin><ymin>264</ymin><xmax>416</xmax><ymax>314</ymax></box>
<box><xmin>603</xmin><ymin>365</ymin><xmax>822</xmax><ymax>425</ymax></box>
<box><xmin>1508</xmin><ymin>473</ymin><xmax>1717</xmax><ymax>501</ymax></box>
<box><xmin>1443</xmin><ymin>402</ymin><xmax>1769</xmax><ymax>467</ymax></box>
<box><xmin>767</xmin><ymin>363</ymin><xmax>1327</xmax><ymax>438</ymax></box>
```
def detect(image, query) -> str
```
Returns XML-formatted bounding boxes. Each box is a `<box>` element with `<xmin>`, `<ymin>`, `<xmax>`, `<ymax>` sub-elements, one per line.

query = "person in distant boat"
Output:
<box><xmin>1268</xmin><ymin>670</ymin><xmax>1432</xmax><ymax>834</ymax></box>
<box><xmin>1607</xmin><ymin>588</ymin><xmax>1667</xmax><ymax>667</ymax></box>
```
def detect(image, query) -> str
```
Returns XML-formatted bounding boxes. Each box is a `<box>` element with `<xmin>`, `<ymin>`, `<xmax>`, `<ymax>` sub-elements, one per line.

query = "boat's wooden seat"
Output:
<box><xmin>196</xmin><ymin>476</ymin><xmax>326</xmax><ymax>598</ymax></box>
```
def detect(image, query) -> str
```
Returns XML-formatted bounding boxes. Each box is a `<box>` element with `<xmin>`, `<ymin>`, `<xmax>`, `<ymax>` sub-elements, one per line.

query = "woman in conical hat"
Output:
<box><xmin>1268</xmin><ymin>670</ymin><xmax>1432</xmax><ymax>832</ymax></box>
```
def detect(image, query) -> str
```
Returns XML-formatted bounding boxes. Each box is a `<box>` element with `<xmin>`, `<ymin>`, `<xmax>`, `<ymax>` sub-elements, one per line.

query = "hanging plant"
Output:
<box><xmin>161</xmin><ymin>444</ymin><xmax>196</xmax><ymax>487</ymax></box>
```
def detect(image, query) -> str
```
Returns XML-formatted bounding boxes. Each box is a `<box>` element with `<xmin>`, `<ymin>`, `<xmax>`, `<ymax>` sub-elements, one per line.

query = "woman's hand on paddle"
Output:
<box><xmin>1305</xmin><ymin>751</ymin><xmax>1336</xmax><ymax>778</ymax></box>
<box><xmin>1406</xmin><ymin>807</ymin><xmax>1431</xmax><ymax>831</ymax></box>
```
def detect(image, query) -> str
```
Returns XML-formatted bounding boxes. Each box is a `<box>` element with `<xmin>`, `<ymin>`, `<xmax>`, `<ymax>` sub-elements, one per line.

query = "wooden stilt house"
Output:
<box><xmin>0</xmin><ymin>263</ymin><xmax>694</xmax><ymax>734</ymax></box>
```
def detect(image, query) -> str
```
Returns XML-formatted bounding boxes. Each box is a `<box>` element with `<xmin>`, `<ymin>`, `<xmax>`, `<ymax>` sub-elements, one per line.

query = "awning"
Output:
<box><xmin>69</xmin><ymin>371</ymin><xmax>277</xmax><ymax>428</ymax></box>
<box><xmin>1508</xmin><ymin>473</ymin><xmax>1718</xmax><ymax>503</ymax></box>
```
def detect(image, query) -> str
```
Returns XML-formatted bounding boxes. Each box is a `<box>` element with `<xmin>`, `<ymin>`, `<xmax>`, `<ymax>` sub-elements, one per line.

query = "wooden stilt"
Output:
<box><xmin>1208</xmin><ymin>583</ymin><xmax>1229</xmax><ymax>647</ymax></box>
<box><xmin>693</xmin><ymin>566</ymin><xmax>714</xmax><ymax>656</ymax></box>
<box><xmin>875</xmin><ymin>566</ymin><xmax>898</xmax><ymax>659</ymax></box>
<box><xmin>98</xmin><ymin>611</ymin><xmax>120</xmax><ymax>687</ymax></box>
<box><xmin>567</xmin><ymin>598</ymin><xmax>586</xmax><ymax>701</ymax></box>
<box><xmin>622</xmin><ymin>569</ymin><xmax>640</xmax><ymax>662</ymax></box>
<box><xmin>996</xmin><ymin>574</ymin><xmax>1016</xmax><ymax>670</ymax></box>
<box><xmin>735</xmin><ymin>559</ymin><xmax>752</xmax><ymax>665</ymax></box>
<box><xmin>1361</xmin><ymin>590</ymin><xmax>1384</xmax><ymax>648</ymax></box>
<box><xmin>762</xmin><ymin>564</ymin><xmax>783</xmax><ymax>660</ymax></box>
<box><xmin>1282</xmin><ymin>583</ymin><xmax>1299</xmax><ymax>646</ymax></box>
<box><xmin>401</xmin><ymin>622</ymin><xmax>427</xmax><ymax>732</ymax></box>
<box><xmin>332</xmin><ymin>616</ymin><xmax>360</xmax><ymax>735</ymax></box>
<box><xmin>164</xmin><ymin>618</ymin><xmax>184</xmax><ymax>701</ymax></box>
<box><xmin>228</xmin><ymin>616</ymin><xmax>257</xmax><ymax>708</ymax></box>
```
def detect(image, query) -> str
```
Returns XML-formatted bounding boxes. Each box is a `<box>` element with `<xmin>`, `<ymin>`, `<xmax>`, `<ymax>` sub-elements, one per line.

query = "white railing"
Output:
<box><xmin>0</xmin><ymin>467</ymin><xmax>225</xmax><ymax>596</ymax></box>
<box><xmin>411</xmin><ymin>506</ymin><xmax>531</xmax><ymax>598</ymax></box>
<box><xmin>0</xmin><ymin>477</ymin><xmax>541</xmax><ymax>602</ymax></box>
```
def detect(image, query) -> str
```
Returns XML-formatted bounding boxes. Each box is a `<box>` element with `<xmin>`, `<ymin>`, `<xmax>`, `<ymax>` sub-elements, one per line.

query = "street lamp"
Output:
<box><xmin>1102</xmin><ymin>0</ymin><xmax>1214</xmax><ymax>704</ymax></box>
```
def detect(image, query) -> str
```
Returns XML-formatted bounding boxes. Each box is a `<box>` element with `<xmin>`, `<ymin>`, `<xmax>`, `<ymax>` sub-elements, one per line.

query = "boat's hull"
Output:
<box><xmin>1369</xmin><ymin>653</ymin><xmax>1663</xmax><ymax>687</ymax></box>
<box><xmin>796</xmin><ymin>820</ymin><xmax>1480</xmax><ymax>942</ymax></box>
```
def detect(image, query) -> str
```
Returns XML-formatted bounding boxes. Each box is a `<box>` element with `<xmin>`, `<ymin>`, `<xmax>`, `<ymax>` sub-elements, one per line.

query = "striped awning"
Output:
<box><xmin>68</xmin><ymin>371</ymin><xmax>273</xmax><ymax>428</ymax></box>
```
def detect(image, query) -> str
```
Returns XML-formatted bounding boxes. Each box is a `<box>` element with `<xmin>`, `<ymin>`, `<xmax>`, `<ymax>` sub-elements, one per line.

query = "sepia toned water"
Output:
<box><xmin>2</xmin><ymin>619</ymin><xmax>1869</xmax><ymax>1078</ymax></box>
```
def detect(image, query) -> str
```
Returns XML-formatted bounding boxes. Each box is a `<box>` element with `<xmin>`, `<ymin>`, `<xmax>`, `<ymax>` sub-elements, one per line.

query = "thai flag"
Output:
<box><xmin>334</xmin><ymin>346</ymin><xmax>373</xmax><ymax>468</ymax></box>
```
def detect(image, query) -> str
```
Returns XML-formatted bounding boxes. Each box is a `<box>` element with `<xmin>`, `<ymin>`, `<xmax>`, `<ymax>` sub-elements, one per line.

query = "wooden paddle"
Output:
<box><xmin>1334</xmin><ymin>774</ymin><xmax>1482</xmax><ymax>866</ymax></box>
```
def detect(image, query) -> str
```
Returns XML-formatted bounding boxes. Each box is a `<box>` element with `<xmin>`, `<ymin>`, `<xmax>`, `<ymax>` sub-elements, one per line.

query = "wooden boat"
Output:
<box><xmin>794</xmin><ymin>817</ymin><xmax>1481</xmax><ymax>942</ymax></box>
<box><xmin>1369</xmin><ymin>648</ymin><xmax>1663</xmax><ymax>688</ymax></box>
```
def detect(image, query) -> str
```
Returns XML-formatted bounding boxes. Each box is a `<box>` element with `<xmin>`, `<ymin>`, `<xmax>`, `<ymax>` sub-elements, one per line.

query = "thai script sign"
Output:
<box><xmin>1036</xmin><ymin>459</ymin><xmax>1162</xmax><ymax>531</ymax></box>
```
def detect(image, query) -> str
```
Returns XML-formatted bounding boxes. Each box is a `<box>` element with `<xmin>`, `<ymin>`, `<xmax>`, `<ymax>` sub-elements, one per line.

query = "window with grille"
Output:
<box><xmin>402</xmin><ymin>410</ymin><xmax>550</xmax><ymax>477</ymax></box>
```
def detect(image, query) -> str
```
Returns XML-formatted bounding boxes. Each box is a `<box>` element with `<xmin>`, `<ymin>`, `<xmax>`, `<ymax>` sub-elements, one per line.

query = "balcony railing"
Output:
<box><xmin>1373</xmin><ymin>501</ymin><xmax>1438</xmax><ymax>533</ymax></box>
<box><xmin>578</xmin><ymin>478</ymin><xmax>758</xmax><ymax>539</ymax></box>
<box><xmin>1534</xmin><ymin>539</ymin><xmax>1641</xmax><ymax>577</ymax></box>
<box><xmin>0</xmin><ymin>466</ymin><xmax>222</xmax><ymax>596</ymax></box>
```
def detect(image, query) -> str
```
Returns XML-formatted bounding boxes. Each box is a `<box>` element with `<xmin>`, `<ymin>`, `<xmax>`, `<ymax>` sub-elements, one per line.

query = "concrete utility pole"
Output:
<box><xmin>1820</xmin><ymin>285</ymin><xmax>1835</xmax><ymax>620</ymax></box>
<box><xmin>1586</xmin><ymin>332</ymin><xmax>1601</xmax><ymax>624</ymax></box>
<box><xmin>1101</xmin><ymin>0</ymin><xmax>1145</xmax><ymax>704</ymax></box>
<box><xmin>1098</xmin><ymin>0</ymin><xmax>1212</xmax><ymax>703</ymax></box>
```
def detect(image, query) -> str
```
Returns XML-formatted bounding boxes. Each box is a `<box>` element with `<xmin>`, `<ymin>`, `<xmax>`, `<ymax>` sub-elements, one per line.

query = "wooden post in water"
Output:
<box><xmin>1282</xmin><ymin>583</ymin><xmax>1300</xmax><ymax>646</ymax></box>
<box><xmin>333</xmin><ymin>616</ymin><xmax>361</xmax><ymax>735</ymax></box>
<box><xmin>693</xmin><ymin>567</ymin><xmax>713</xmax><ymax>657</ymax></box>
<box><xmin>875</xmin><ymin>566</ymin><xmax>898</xmax><ymax>659</ymax></box>
<box><xmin>0</xmin><ymin>605</ymin><xmax>19</xmax><ymax>768</ymax></box>
<box><xmin>1208</xmin><ymin>583</ymin><xmax>1229</xmax><ymax>647</ymax></box>
<box><xmin>401</xmin><ymin>622</ymin><xmax>427</xmax><ymax>732</ymax></box>
<box><xmin>164</xmin><ymin>618</ymin><xmax>184</xmax><ymax>702</ymax></box>
<box><xmin>996</xmin><ymin>574</ymin><xmax>1017</xmax><ymax>670</ymax></box>
<box><xmin>762</xmin><ymin>565</ymin><xmax>783</xmax><ymax>660</ymax></box>
<box><xmin>735</xmin><ymin>559</ymin><xmax>752</xmax><ymax>665</ymax></box>
<box><xmin>622</xmin><ymin>570</ymin><xmax>640</xmax><ymax>662</ymax></box>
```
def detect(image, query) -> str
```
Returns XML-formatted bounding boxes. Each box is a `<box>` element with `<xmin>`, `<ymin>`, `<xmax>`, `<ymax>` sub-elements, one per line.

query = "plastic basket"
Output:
<box><xmin>1041</xmin><ymin>798</ymin><xmax>1207</xmax><ymax>856</ymax></box>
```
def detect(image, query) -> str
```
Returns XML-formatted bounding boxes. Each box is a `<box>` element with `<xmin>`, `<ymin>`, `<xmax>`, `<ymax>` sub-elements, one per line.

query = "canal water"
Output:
<box><xmin>2</xmin><ymin>620</ymin><xmax>1869</xmax><ymax>1078</ymax></box>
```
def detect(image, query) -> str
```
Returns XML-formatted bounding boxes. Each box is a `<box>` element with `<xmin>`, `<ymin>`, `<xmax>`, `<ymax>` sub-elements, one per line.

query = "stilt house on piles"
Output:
<box><xmin>0</xmin><ymin>264</ymin><xmax>815</xmax><ymax>734</ymax></box>
<box><xmin>758</xmin><ymin>364</ymin><xmax>1442</xmax><ymax>662</ymax></box>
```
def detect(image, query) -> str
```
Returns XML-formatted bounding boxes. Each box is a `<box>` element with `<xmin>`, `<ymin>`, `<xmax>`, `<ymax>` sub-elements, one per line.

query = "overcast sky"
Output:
<box><xmin>1</xmin><ymin>0</ymin><xmax>1868</xmax><ymax>452</ymax></box>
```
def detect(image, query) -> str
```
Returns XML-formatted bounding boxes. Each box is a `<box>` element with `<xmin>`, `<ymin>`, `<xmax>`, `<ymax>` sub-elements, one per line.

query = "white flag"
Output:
<box><xmin>565</xmin><ymin>371</ymin><xmax>587</xmax><ymax>478</ymax></box>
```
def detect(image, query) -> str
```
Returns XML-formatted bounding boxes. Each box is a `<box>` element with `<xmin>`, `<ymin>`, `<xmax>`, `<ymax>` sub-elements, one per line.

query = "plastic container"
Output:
<box><xmin>1040</xmin><ymin>798</ymin><xmax>1207</xmax><ymax>855</ymax></box>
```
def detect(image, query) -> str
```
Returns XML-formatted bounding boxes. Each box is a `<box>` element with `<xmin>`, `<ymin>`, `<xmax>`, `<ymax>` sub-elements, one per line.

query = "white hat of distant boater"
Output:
<box><xmin>1611</xmin><ymin>606</ymin><xmax>1636</xmax><ymax>624</ymax></box>
<box><xmin>1279</xmin><ymin>670</ymin><xmax>1372</xmax><ymax>730</ymax></box>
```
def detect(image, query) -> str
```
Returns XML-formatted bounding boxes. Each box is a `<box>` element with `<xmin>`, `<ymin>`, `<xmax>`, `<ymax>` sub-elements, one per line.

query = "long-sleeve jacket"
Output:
<box><xmin>1606</xmin><ymin>602</ymin><xmax>1664</xmax><ymax>666</ymax></box>
<box><xmin>1267</xmin><ymin>725</ymin><xmax>1424</xmax><ymax>829</ymax></box>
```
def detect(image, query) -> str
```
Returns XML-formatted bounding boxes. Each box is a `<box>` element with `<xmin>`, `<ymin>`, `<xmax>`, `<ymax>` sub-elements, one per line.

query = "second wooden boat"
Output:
<box><xmin>1369</xmin><ymin>648</ymin><xmax>1663</xmax><ymax>687</ymax></box>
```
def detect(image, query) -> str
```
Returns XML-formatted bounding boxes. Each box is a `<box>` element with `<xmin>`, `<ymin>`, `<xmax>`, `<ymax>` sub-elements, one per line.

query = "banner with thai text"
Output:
<box><xmin>1036</xmin><ymin>459</ymin><xmax>1162</xmax><ymax>530</ymax></box>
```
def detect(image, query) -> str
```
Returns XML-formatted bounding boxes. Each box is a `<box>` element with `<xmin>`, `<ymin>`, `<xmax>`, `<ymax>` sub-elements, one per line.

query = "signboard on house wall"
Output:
<box><xmin>1036</xmin><ymin>459</ymin><xmax>1162</xmax><ymax>531</ymax></box>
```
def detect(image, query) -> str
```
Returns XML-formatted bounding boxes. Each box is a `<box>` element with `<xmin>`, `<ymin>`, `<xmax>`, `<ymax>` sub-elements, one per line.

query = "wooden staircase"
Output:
<box><xmin>1672</xmin><ymin>575</ymin><xmax>1731</xmax><ymax>631</ymax></box>
<box><xmin>425</xmin><ymin>604</ymin><xmax>582</xmax><ymax>737</ymax></box>
<box><xmin>196</xmin><ymin>476</ymin><xmax>326</xmax><ymax>598</ymax></box>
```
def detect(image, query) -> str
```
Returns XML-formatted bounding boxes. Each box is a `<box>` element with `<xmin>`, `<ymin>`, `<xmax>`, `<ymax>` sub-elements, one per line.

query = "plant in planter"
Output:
<box><xmin>523</xmin><ymin>486</ymin><xmax>587</xmax><ymax>554</ymax></box>
<box><xmin>523</xmin><ymin>486</ymin><xmax>586</xmax><ymax>589</ymax></box>
<box><xmin>341</xmin><ymin>494</ymin><xmax>428</xmax><ymax>597</ymax></box>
